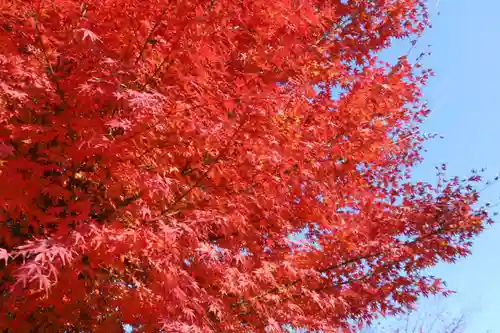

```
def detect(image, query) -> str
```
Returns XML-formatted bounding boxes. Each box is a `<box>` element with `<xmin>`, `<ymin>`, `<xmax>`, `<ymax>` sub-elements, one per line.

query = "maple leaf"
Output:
<box><xmin>0</xmin><ymin>82</ymin><xmax>28</xmax><ymax>100</ymax></box>
<box><xmin>139</xmin><ymin>205</ymin><xmax>152</xmax><ymax>219</ymax></box>
<box><xmin>76</xmin><ymin>28</ymin><xmax>102</xmax><ymax>43</ymax></box>
<box><xmin>0</xmin><ymin>248</ymin><xmax>8</xmax><ymax>265</ymax></box>
<box><xmin>266</xmin><ymin>318</ymin><xmax>282</xmax><ymax>333</ymax></box>
<box><xmin>125</xmin><ymin>89</ymin><xmax>166</xmax><ymax>111</ymax></box>
<box><xmin>0</xmin><ymin>143</ymin><xmax>14</xmax><ymax>157</ymax></box>
<box><xmin>207</xmin><ymin>300</ymin><xmax>224</xmax><ymax>319</ymax></box>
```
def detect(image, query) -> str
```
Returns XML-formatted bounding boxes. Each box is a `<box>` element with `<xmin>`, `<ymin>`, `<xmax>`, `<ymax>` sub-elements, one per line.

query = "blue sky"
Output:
<box><xmin>380</xmin><ymin>0</ymin><xmax>500</xmax><ymax>332</ymax></box>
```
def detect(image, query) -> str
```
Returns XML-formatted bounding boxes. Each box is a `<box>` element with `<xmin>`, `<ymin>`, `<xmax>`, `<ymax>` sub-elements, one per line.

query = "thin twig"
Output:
<box><xmin>33</xmin><ymin>5</ymin><xmax>69</xmax><ymax>112</ymax></box>
<box><xmin>33</xmin><ymin>8</ymin><xmax>54</xmax><ymax>75</ymax></box>
<box><xmin>148</xmin><ymin>117</ymin><xmax>248</xmax><ymax>222</ymax></box>
<box><xmin>231</xmin><ymin>223</ymin><xmax>456</xmax><ymax>309</ymax></box>
<box><xmin>135</xmin><ymin>10</ymin><xmax>167</xmax><ymax>65</ymax></box>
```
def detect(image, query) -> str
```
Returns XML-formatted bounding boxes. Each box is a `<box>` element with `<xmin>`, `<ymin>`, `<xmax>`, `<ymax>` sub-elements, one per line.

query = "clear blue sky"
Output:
<box><xmin>381</xmin><ymin>0</ymin><xmax>500</xmax><ymax>332</ymax></box>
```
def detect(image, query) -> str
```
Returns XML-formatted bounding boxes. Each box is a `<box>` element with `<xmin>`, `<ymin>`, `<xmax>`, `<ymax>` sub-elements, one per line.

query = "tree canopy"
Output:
<box><xmin>0</xmin><ymin>0</ymin><xmax>491</xmax><ymax>332</ymax></box>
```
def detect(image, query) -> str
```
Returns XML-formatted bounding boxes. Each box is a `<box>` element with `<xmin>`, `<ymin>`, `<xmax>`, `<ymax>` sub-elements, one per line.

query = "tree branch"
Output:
<box><xmin>231</xmin><ymin>224</ymin><xmax>450</xmax><ymax>309</ymax></box>
<box><xmin>135</xmin><ymin>10</ymin><xmax>167</xmax><ymax>65</ymax></box>
<box><xmin>148</xmin><ymin>116</ymin><xmax>248</xmax><ymax>222</ymax></box>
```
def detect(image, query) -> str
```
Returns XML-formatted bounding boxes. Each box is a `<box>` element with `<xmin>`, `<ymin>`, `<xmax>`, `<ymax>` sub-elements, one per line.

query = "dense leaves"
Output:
<box><xmin>0</xmin><ymin>0</ymin><xmax>491</xmax><ymax>332</ymax></box>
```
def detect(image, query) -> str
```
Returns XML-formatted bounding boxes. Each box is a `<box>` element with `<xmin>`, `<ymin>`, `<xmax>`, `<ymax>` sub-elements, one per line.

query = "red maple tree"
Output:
<box><xmin>0</xmin><ymin>0</ymin><xmax>491</xmax><ymax>332</ymax></box>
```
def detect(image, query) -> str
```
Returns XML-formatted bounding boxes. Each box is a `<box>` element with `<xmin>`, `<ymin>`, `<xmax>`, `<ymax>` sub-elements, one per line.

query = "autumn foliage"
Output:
<box><xmin>0</xmin><ymin>0</ymin><xmax>491</xmax><ymax>332</ymax></box>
